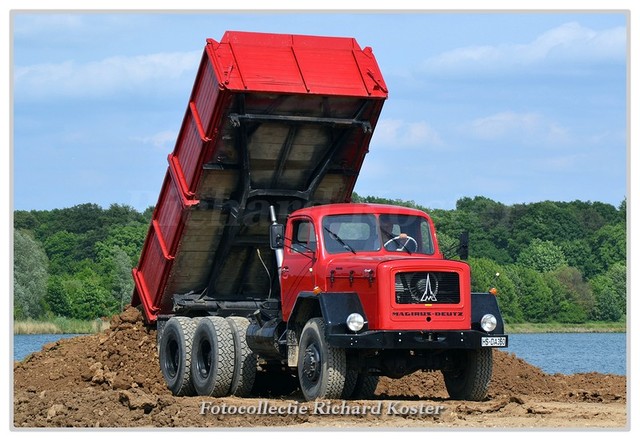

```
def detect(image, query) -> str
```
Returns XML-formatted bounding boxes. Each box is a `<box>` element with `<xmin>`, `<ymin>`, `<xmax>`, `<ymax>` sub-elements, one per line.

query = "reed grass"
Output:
<box><xmin>13</xmin><ymin>317</ymin><xmax>110</xmax><ymax>334</ymax></box>
<box><xmin>505</xmin><ymin>321</ymin><xmax>626</xmax><ymax>334</ymax></box>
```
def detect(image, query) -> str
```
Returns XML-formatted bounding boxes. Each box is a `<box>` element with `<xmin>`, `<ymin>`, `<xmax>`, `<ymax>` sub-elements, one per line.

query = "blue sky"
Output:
<box><xmin>11</xmin><ymin>11</ymin><xmax>629</xmax><ymax>212</ymax></box>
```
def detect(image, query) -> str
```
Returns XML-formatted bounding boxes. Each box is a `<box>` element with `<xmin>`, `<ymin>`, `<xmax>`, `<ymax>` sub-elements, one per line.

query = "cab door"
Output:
<box><xmin>281</xmin><ymin>217</ymin><xmax>317</xmax><ymax>320</ymax></box>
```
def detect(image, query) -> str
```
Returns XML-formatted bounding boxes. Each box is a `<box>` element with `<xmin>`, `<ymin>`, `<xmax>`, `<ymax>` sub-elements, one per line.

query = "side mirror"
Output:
<box><xmin>457</xmin><ymin>231</ymin><xmax>469</xmax><ymax>260</ymax></box>
<box><xmin>269</xmin><ymin>224</ymin><xmax>285</xmax><ymax>249</ymax></box>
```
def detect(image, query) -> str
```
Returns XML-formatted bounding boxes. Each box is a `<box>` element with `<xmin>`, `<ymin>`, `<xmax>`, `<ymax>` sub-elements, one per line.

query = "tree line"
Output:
<box><xmin>14</xmin><ymin>204</ymin><xmax>151</xmax><ymax>321</ymax></box>
<box><xmin>14</xmin><ymin>196</ymin><xmax>626</xmax><ymax>324</ymax></box>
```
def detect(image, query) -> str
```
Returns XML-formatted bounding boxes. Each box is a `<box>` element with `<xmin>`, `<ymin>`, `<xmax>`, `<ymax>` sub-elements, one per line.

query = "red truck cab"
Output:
<box><xmin>267</xmin><ymin>202</ymin><xmax>507</xmax><ymax>400</ymax></box>
<box><xmin>281</xmin><ymin>203</ymin><xmax>471</xmax><ymax>332</ymax></box>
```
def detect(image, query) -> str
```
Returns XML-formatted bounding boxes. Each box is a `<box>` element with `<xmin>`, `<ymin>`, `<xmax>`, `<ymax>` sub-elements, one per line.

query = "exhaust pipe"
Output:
<box><xmin>269</xmin><ymin>205</ymin><xmax>284</xmax><ymax>273</ymax></box>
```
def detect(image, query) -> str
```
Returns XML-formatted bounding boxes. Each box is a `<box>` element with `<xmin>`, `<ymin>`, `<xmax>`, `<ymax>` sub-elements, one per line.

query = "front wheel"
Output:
<box><xmin>297</xmin><ymin>318</ymin><xmax>346</xmax><ymax>401</ymax></box>
<box><xmin>443</xmin><ymin>348</ymin><xmax>493</xmax><ymax>401</ymax></box>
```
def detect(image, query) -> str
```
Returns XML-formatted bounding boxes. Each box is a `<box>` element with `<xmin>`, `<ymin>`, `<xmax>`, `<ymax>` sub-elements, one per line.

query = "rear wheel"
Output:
<box><xmin>297</xmin><ymin>318</ymin><xmax>346</xmax><ymax>401</ymax></box>
<box><xmin>159</xmin><ymin>317</ymin><xmax>198</xmax><ymax>396</ymax></box>
<box><xmin>226</xmin><ymin>316</ymin><xmax>257</xmax><ymax>397</ymax></box>
<box><xmin>443</xmin><ymin>348</ymin><xmax>493</xmax><ymax>401</ymax></box>
<box><xmin>350</xmin><ymin>375</ymin><xmax>379</xmax><ymax>399</ymax></box>
<box><xmin>343</xmin><ymin>358</ymin><xmax>379</xmax><ymax>399</ymax></box>
<box><xmin>191</xmin><ymin>316</ymin><xmax>235</xmax><ymax>397</ymax></box>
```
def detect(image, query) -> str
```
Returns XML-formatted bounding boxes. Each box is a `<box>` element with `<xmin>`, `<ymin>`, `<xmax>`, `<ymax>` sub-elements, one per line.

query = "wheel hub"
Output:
<box><xmin>302</xmin><ymin>344</ymin><xmax>321</xmax><ymax>382</ymax></box>
<box><xmin>196</xmin><ymin>340</ymin><xmax>212</xmax><ymax>377</ymax></box>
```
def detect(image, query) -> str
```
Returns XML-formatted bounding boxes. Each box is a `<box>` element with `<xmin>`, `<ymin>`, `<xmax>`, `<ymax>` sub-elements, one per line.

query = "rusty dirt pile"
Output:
<box><xmin>13</xmin><ymin>306</ymin><xmax>627</xmax><ymax>429</ymax></box>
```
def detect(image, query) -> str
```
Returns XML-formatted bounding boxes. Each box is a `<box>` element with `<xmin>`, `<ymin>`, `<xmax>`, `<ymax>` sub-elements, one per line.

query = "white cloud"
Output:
<box><xmin>421</xmin><ymin>22</ymin><xmax>625</xmax><ymax>74</ymax></box>
<box><xmin>469</xmin><ymin>112</ymin><xmax>540</xmax><ymax>140</ymax></box>
<box><xmin>530</xmin><ymin>22</ymin><xmax>625</xmax><ymax>62</ymax></box>
<box><xmin>14</xmin><ymin>50</ymin><xmax>201</xmax><ymax>101</ymax></box>
<box><xmin>373</xmin><ymin>119</ymin><xmax>443</xmax><ymax>149</ymax></box>
<box><xmin>542</xmin><ymin>154</ymin><xmax>585</xmax><ymax>172</ymax></box>
<box><xmin>133</xmin><ymin>130</ymin><xmax>177</xmax><ymax>150</ymax></box>
<box><xmin>466</xmin><ymin>111</ymin><xmax>570</xmax><ymax>145</ymax></box>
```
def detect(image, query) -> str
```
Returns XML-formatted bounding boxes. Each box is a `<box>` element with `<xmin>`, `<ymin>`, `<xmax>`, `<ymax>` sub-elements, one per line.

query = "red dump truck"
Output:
<box><xmin>132</xmin><ymin>30</ymin><xmax>508</xmax><ymax>401</ymax></box>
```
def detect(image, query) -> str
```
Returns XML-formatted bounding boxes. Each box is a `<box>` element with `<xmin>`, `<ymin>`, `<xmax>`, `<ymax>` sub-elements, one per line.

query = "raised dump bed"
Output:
<box><xmin>132</xmin><ymin>31</ymin><xmax>388</xmax><ymax>322</ymax></box>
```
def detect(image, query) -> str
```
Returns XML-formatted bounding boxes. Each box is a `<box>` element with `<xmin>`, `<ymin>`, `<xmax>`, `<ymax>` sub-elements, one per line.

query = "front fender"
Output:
<box><xmin>288</xmin><ymin>292</ymin><xmax>368</xmax><ymax>336</ymax></box>
<box><xmin>471</xmin><ymin>293</ymin><xmax>505</xmax><ymax>334</ymax></box>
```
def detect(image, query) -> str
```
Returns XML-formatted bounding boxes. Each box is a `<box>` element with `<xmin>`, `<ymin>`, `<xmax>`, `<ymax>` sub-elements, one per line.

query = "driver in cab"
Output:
<box><xmin>379</xmin><ymin>218</ymin><xmax>414</xmax><ymax>252</ymax></box>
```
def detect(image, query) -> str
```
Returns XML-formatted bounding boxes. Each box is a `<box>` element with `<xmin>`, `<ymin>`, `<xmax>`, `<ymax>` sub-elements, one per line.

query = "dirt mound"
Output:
<box><xmin>13</xmin><ymin>306</ymin><xmax>626</xmax><ymax>428</ymax></box>
<box><xmin>377</xmin><ymin>350</ymin><xmax>626</xmax><ymax>404</ymax></box>
<box><xmin>14</xmin><ymin>306</ymin><xmax>165</xmax><ymax>396</ymax></box>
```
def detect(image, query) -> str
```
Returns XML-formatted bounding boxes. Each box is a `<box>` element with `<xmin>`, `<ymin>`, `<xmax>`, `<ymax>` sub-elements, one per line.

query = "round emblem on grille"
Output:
<box><xmin>414</xmin><ymin>273</ymin><xmax>439</xmax><ymax>302</ymax></box>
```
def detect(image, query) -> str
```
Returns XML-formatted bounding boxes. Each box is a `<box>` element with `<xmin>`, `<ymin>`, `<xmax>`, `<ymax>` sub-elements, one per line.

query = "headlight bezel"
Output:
<box><xmin>480</xmin><ymin>313</ymin><xmax>498</xmax><ymax>332</ymax></box>
<box><xmin>346</xmin><ymin>313</ymin><xmax>365</xmax><ymax>332</ymax></box>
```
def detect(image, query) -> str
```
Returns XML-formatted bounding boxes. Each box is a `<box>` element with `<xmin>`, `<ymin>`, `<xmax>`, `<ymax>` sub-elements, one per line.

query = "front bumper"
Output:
<box><xmin>326</xmin><ymin>329</ymin><xmax>508</xmax><ymax>350</ymax></box>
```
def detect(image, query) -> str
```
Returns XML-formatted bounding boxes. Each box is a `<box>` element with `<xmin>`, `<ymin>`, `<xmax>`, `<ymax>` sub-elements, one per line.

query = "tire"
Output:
<box><xmin>443</xmin><ymin>348</ymin><xmax>493</xmax><ymax>401</ymax></box>
<box><xmin>226</xmin><ymin>316</ymin><xmax>257</xmax><ymax>397</ymax></box>
<box><xmin>342</xmin><ymin>368</ymin><xmax>359</xmax><ymax>399</ymax></box>
<box><xmin>190</xmin><ymin>316</ymin><xmax>235</xmax><ymax>397</ymax></box>
<box><xmin>159</xmin><ymin>316</ymin><xmax>198</xmax><ymax>396</ymax></box>
<box><xmin>350</xmin><ymin>375</ymin><xmax>379</xmax><ymax>399</ymax></box>
<box><xmin>297</xmin><ymin>318</ymin><xmax>346</xmax><ymax>401</ymax></box>
<box><xmin>342</xmin><ymin>360</ymin><xmax>379</xmax><ymax>399</ymax></box>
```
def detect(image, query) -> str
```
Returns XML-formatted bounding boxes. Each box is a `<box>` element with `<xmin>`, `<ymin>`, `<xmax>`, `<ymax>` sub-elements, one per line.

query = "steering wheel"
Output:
<box><xmin>384</xmin><ymin>234</ymin><xmax>418</xmax><ymax>252</ymax></box>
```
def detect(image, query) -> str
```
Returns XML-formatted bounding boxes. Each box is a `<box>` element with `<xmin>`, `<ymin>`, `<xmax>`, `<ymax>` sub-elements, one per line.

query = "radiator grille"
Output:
<box><xmin>395</xmin><ymin>272</ymin><xmax>460</xmax><ymax>304</ymax></box>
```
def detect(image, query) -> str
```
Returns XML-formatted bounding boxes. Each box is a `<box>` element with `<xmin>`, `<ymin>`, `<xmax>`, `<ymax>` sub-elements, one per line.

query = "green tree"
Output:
<box><xmin>508</xmin><ymin>266</ymin><xmax>554</xmax><ymax>323</ymax></box>
<box><xmin>517</xmin><ymin>238</ymin><xmax>567</xmax><ymax>273</ymax></box>
<box><xmin>456</xmin><ymin>196</ymin><xmax>510</xmax><ymax>233</ymax></box>
<box><xmin>618</xmin><ymin>198</ymin><xmax>626</xmax><ymax>223</ymax></box>
<box><xmin>589</xmin><ymin>262</ymin><xmax>626</xmax><ymax>322</ymax></box>
<box><xmin>14</xmin><ymin>230</ymin><xmax>49</xmax><ymax>319</ymax></box>
<box><xmin>589</xmin><ymin>223</ymin><xmax>626</xmax><ymax>274</ymax></box>
<box><xmin>468</xmin><ymin>257</ymin><xmax>523</xmax><ymax>323</ymax></box>
<box><xmin>590</xmin><ymin>278</ymin><xmax>622</xmax><ymax>321</ymax></box>
<box><xmin>142</xmin><ymin>205</ymin><xmax>155</xmax><ymax>223</ymax></box>
<box><xmin>542</xmin><ymin>272</ymin><xmax>587</xmax><ymax>323</ymax></box>
<box><xmin>111</xmin><ymin>247</ymin><xmax>134</xmax><ymax>311</ymax></box>
<box><xmin>45</xmin><ymin>275</ymin><xmax>73</xmax><ymax>317</ymax></box>
<box><xmin>560</xmin><ymin>239</ymin><xmax>598</xmax><ymax>279</ymax></box>
<box><xmin>552</xmin><ymin>266</ymin><xmax>595</xmax><ymax>319</ymax></box>
<box><xmin>66</xmin><ymin>267</ymin><xmax>117</xmax><ymax>320</ymax></box>
<box><xmin>435</xmin><ymin>231</ymin><xmax>458</xmax><ymax>259</ymax></box>
<box><xmin>43</xmin><ymin>230</ymin><xmax>83</xmax><ymax>274</ymax></box>
<box><xmin>13</xmin><ymin>210</ymin><xmax>39</xmax><ymax>231</ymax></box>
<box><xmin>94</xmin><ymin>223</ymin><xmax>147</xmax><ymax>267</ymax></box>
<box><xmin>97</xmin><ymin>245</ymin><xmax>135</xmax><ymax>312</ymax></box>
<box><xmin>103</xmin><ymin>203</ymin><xmax>146</xmax><ymax>226</ymax></box>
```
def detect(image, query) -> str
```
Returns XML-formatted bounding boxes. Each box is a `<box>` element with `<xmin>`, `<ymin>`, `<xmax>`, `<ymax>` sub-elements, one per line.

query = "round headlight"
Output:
<box><xmin>481</xmin><ymin>314</ymin><xmax>497</xmax><ymax>332</ymax></box>
<box><xmin>346</xmin><ymin>313</ymin><xmax>365</xmax><ymax>332</ymax></box>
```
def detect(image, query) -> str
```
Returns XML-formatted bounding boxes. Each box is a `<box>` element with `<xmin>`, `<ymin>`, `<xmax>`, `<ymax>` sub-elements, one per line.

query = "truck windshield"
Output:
<box><xmin>322</xmin><ymin>214</ymin><xmax>435</xmax><ymax>255</ymax></box>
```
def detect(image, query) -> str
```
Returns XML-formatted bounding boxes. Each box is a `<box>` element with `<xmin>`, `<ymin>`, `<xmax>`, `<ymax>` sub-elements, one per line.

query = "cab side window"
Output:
<box><xmin>291</xmin><ymin>220</ymin><xmax>316</xmax><ymax>253</ymax></box>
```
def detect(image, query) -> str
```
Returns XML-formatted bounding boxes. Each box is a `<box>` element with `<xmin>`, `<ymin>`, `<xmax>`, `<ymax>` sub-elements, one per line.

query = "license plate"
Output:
<box><xmin>481</xmin><ymin>336</ymin><xmax>507</xmax><ymax>347</ymax></box>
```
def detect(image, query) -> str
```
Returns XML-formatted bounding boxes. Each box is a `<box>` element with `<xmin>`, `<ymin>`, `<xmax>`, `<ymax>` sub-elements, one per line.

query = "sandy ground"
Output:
<box><xmin>13</xmin><ymin>307</ymin><xmax>627</xmax><ymax>429</ymax></box>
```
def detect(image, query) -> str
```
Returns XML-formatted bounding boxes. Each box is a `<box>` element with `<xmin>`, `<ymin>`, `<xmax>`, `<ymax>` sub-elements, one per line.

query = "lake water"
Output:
<box><xmin>13</xmin><ymin>332</ymin><xmax>627</xmax><ymax>376</ymax></box>
<box><xmin>13</xmin><ymin>334</ymin><xmax>83</xmax><ymax>362</ymax></box>
<box><xmin>500</xmin><ymin>332</ymin><xmax>626</xmax><ymax>375</ymax></box>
